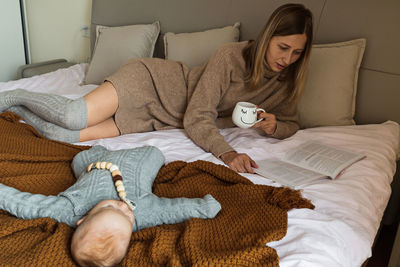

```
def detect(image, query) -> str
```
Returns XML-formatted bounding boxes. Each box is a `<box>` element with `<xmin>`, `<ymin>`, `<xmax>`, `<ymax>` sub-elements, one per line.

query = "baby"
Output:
<box><xmin>71</xmin><ymin>199</ymin><xmax>135</xmax><ymax>266</ymax></box>
<box><xmin>0</xmin><ymin>145</ymin><xmax>221</xmax><ymax>266</ymax></box>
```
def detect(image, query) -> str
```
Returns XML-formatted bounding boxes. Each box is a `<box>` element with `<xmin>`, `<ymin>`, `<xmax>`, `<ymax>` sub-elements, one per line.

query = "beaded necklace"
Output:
<box><xmin>87</xmin><ymin>161</ymin><xmax>136</xmax><ymax>210</ymax></box>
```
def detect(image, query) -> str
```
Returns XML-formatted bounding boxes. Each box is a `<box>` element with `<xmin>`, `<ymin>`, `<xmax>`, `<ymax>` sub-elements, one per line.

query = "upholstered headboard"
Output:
<box><xmin>90</xmin><ymin>0</ymin><xmax>400</xmax><ymax>126</ymax></box>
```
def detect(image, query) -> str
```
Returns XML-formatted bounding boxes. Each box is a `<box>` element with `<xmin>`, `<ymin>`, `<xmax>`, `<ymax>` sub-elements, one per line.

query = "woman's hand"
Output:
<box><xmin>220</xmin><ymin>151</ymin><xmax>258</xmax><ymax>173</ymax></box>
<box><xmin>252</xmin><ymin>112</ymin><xmax>277</xmax><ymax>135</ymax></box>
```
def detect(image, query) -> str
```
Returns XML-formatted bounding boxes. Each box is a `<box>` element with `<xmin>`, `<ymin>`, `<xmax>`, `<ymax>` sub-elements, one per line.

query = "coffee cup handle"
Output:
<box><xmin>255</xmin><ymin>108</ymin><xmax>266</xmax><ymax>123</ymax></box>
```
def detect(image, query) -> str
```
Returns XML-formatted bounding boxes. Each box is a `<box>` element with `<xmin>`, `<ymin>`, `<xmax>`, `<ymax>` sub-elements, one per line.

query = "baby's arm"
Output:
<box><xmin>0</xmin><ymin>183</ymin><xmax>77</xmax><ymax>227</ymax></box>
<box><xmin>133</xmin><ymin>194</ymin><xmax>221</xmax><ymax>231</ymax></box>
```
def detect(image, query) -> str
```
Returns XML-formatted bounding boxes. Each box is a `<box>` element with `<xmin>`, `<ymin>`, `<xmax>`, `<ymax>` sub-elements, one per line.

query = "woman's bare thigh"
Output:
<box><xmin>79</xmin><ymin>117</ymin><xmax>120</xmax><ymax>141</ymax></box>
<box><xmin>84</xmin><ymin>81</ymin><xmax>119</xmax><ymax>127</ymax></box>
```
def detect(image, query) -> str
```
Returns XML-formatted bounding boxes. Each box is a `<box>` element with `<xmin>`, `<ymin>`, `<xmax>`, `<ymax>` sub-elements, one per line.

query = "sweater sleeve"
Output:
<box><xmin>132</xmin><ymin>193</ymin><xmax>221</xmax><ymax>231</ymax></box>
<box><xmin>183</xmin><ymin>47</ymin><xmax>236</xmax><ymax>158</ymax></box>
<box><xmin>0</xmin><ymin>183</ymin><xmax>78</xmax><ymax>227</ymax></box>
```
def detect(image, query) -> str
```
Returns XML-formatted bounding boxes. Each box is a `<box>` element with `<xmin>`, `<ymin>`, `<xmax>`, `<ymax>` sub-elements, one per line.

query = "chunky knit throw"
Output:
<box><xmin>0</xmin><ymin>111</ymin><xmax>314</xmax><ymax>266</ymax></box>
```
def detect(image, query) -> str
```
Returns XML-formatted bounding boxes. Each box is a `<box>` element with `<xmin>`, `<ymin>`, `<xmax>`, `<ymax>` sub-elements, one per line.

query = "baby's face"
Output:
<box><xmin>71</xmin><ymin>200</ymin><xmax>135</xmax><ymax>266</ymax></box>
<box><xmin>86</xmin><ymin>199</ymin><xmax>135</xmax><ymax>226</ymax></box>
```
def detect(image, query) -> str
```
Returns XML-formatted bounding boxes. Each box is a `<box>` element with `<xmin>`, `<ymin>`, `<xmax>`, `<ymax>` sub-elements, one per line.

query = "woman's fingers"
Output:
<box><xmin>252</xmin><ymin>112</ymin><xmax>277</xmax><ymax>134</ymax></box>
<box><xmin>220</xmin><ymin>151</ymin><xmax>258</xmax><ymax>174</ymax></box>
<box><xmin>231</xmin><ymin>154</ymin><xmax>255</xmax><ymax>173</ymax></box>
<box><xmin>250</xmin><ymin>158</ymin><xmax>259</xmax><ymax>169</ymax></box>
<box><xmin>243</xmin><ymin>158</ymin><xmax>254</xmax><ymax>173</ymax></box>
<box><xmin>258</xmin><ymin>112</ymin><xmax>274</xmax><ymax>119</ymax></box>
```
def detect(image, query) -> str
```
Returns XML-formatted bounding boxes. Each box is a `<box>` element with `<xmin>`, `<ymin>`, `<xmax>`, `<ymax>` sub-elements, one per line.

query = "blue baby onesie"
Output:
<box><xmin>0</xmin><ymin>145</ymin><xmax>221</xmax><ymax>231</ymax></box>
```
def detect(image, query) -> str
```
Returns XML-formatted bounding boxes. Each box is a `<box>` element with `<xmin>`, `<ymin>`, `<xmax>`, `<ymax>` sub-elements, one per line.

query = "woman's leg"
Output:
<box><xmin>7</xmin><ymin>107</ymin><xmax>120</xmax><ymax>143</ymax></box>
<box><xmin>0</xmin><ymin>81</ymin><xmax>118</xmax><ymax>130</ymax></box>
<box><xmin>7</xmin><ymin>105</ymin><xmax>81</xmax><ymax>143</ymax></box>
<box><xmin>0</xmin><ymin>89</ymin><xmax>87</xmax><ymax>130</ymax></box>
<box><xmin>4</xmin><ymin>81</ymin><xmax>120</xmax><ymax>142</ymax></box>
<box><xmin>79</xmin><ymin>117</ymin><xmax>120</xmax><ymax>141</ymax></box>
<box><xmin>83</xmin><ymin>81</ymin><xmax>119</xmax><ymax>127</ymax></box>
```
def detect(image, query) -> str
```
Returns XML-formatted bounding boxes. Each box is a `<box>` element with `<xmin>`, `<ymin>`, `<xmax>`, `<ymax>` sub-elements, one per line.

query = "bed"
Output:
<box><xmin>1</xmin><ymin>0</ymin><xmax>399</xmax><ymax>266</ymax></box>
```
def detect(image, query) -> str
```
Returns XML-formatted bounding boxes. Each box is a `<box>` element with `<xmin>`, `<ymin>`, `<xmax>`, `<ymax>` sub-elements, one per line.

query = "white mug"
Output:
<box><xmin>232</xmin><ymin>102</ymin><xmax>265</xmax><ymax>128</ymax></box>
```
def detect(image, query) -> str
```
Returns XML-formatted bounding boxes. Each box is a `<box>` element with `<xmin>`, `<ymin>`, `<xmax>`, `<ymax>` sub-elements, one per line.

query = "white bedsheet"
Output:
<box><xmin>1</xmin><ymin>64</ymin><xmax>399</xmax><ymax>267</ymax></box>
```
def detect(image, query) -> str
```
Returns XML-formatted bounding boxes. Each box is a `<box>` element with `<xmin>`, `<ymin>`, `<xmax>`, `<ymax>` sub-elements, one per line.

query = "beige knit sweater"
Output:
<box><xmin>107</xmin><ymin>41</ymin><xmax>299</xmax><ymax>158</ymax></box>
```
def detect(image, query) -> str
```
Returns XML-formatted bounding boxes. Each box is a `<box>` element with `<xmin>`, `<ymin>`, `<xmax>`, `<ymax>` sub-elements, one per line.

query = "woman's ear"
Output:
<box><xmin>76</xmin><ymin>216</ymin><xmax>86</xmax><ymax>226</ymax></box>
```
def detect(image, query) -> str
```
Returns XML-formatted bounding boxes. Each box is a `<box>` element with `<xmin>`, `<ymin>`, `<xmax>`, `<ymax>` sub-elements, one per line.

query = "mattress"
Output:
<box><xmin>1</xmin><ymin>64</ymin><xmax>399</xmax><ymax>267</ymax></box>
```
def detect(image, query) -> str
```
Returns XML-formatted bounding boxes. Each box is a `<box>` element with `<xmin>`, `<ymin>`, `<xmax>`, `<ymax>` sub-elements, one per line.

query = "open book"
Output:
<box><xmin>254</xmin><ymin>141</ymin><xmax>366</xmax><ymax>187</ymax></box>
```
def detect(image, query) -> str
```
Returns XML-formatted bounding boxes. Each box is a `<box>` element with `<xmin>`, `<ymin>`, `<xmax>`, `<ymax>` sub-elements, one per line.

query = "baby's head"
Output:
<box><xmin>71</xmin><ymin>199</ymin><xmax>135</xmax><ymax>267</ymax></box>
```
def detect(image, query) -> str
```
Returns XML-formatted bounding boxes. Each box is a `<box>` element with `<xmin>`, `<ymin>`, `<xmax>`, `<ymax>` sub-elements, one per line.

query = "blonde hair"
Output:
<box><xmin>242</xmin><ymin>3</ymin><xmax>313</xmax><ymax>101</ymax></box>
<box><xmin>71</xmin><ymin>225</ymin><xmax>129</xmax><ymax>267</ymax></box>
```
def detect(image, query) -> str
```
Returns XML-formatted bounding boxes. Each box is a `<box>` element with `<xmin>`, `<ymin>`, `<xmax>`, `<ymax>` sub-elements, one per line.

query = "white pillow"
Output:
<box><xmin>84</xmin><ymin>21</ymin><xmax>160</xmax><ymax>85</ymax></box>
<box><xmin>164</xmin><ymin>23</ymin><xmax>240</xmax><ymax>68</ymax></box>
<box><xmin>298</xmin><ymin>38</ymin><xmax>366</xmax><ymax>128</ymax></box>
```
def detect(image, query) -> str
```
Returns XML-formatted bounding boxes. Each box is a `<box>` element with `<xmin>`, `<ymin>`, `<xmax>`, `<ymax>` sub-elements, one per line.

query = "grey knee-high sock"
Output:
<box><xmin>8</xmin><ymin>106</ymin><xmax>81</xmax><ymax>143</ymax></box>
<box><xmin>0</xmin><ymin>89</ymin><xmax>87</xmax><ymax>130</ymax></box>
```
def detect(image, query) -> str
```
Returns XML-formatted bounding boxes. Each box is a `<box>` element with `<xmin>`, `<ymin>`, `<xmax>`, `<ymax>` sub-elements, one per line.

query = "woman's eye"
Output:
<box><xmin>279</xmin><ymin>45</ymin><xmax>288</xmax><ymax>51</ymax></box>
<box><xmin>241</xmin><ymin>109</ymin><xmax>247</xmax><ymax>114</ymax></box>
<box><xmin>294</xmin><ymin>51</ymin><xmax>302</xmax><ymax>55</ymax></box>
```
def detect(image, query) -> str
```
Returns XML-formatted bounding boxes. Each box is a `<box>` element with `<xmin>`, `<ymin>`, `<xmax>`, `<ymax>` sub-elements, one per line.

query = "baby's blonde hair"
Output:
<box><xmin>71</xmin><ymin>226</ymin><xmax>128</xmax><ymax>267</ymax></box>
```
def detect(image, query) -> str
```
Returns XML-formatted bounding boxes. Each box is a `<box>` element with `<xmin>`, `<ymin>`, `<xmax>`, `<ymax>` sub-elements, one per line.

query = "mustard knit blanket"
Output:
<box><xmin>0</xmin><ymin>112</ymin><xmax>314</xmax><ymax>266</ymax></box>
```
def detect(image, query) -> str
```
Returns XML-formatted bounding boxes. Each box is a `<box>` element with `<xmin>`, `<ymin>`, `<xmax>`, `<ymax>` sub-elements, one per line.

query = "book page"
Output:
<box><xmin>283</xmin><ymin>141</ymin><xmax>365</xmax><ymax>178</ymax></box>
<box><xmin>255</xmin><ymin>158</ymin><xmax>327</xmax><ymax>187</ymax></box>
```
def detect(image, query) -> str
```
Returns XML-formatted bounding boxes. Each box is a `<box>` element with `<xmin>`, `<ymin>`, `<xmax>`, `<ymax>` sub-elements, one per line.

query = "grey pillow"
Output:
<box><xmin>298</xmin><ymin>38</ymin><xmax>366</xmax><ymax>128</ymax></box>
<box><xmin>84</xmin><ymin>21</ymin><xmax>160</xmax><ymax>85</ymax></box>
<box><xmin>163</xmin><ymin>23</ymin><xmax>240</xmax><ymax>68</ymax></box>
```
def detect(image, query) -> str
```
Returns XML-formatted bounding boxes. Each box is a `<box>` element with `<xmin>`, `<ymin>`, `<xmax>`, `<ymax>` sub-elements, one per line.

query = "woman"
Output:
<box><xmin>0</xmin><ymin>3</ymin><xmax>313</xmax><ymax>174</ymax></box>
